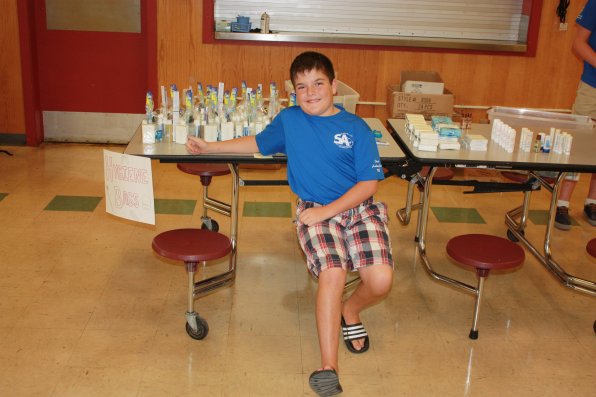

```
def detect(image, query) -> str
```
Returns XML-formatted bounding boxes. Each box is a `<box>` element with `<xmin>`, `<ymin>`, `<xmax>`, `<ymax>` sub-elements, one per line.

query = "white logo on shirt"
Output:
<box><xmin>333</xmin><ymin>132</ymin><xmax>353</xmax><ymax>149</ymax></box>
<box><xmin>372</xmin><ymin>160</ymin><xmax>382</xmax><ymax>173</ymax></box>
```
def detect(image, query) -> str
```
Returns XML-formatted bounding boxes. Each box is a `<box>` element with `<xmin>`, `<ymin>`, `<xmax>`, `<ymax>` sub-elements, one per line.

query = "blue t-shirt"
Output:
<box><xmin>256</xmin><ymin>106</ymin><xmax>384</xmax><ymax>204</ymax></box>
<box><xmin>577</xmin><ymin>0</ymin><xmax>596</xmax><ymax>87</ymax></box>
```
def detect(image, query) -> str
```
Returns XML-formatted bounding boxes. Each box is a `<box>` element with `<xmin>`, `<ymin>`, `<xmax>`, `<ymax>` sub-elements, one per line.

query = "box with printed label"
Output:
<box><xmin>401</xmin><ymin>71</ymin><xmax>445</xmax><ymax>94</ymax></box>
<box><xmin>387</xmin><ymin>84</ymin><xmax>454</xmax><ymax>119</ymax></box>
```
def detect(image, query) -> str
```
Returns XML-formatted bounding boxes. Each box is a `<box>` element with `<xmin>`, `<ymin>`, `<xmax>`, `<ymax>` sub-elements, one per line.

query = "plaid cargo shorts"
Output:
<box><xmin>296</xmin><ymin>198</ymin><xmax>394</xmax><ymax>277</ymax></box>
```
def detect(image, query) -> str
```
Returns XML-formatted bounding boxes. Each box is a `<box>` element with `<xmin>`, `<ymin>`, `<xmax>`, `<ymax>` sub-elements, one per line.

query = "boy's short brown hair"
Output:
<box><xmin>290</xmin><ymin>51</ymin><xmax>335</xmax><ymax>86</ymax></box>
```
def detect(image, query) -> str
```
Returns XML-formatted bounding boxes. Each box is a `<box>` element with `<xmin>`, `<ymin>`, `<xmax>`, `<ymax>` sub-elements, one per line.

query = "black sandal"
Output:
<box><xmin>309</xmin><ymin>369</ymin><xmax>343</xmax><ymax>396</ymax></box>
<box><xmin>341</xmin><ymin>316</ymin><xmax>370</xmax><ymax>354</ymax></box>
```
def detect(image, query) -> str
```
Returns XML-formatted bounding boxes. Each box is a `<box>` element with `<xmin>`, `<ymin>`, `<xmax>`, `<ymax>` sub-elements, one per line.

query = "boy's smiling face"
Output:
<box><xmin>294</xmin><ymin>68</ymin><xmax>338</xmax><ymax>117</ymax></box>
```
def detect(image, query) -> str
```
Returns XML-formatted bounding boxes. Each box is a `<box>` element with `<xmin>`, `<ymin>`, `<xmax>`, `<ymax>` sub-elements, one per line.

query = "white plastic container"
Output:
<box><xmin>487</xmin><ymin>106</ymin><xmax>594</xmax><ymax>132</ymax></box>
<box><xmin>333</xmin><ymin>80</ymin><xmax>360</xmax><ymax>114</ymax></box>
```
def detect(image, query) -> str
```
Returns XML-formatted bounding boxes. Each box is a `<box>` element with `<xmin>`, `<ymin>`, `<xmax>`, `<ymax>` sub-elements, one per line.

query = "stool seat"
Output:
<box><xmin>416</xmin><ymin>167</ymin><xmax>454</xmax><ymax>192</ymax></box>
<box><xmin>501</xmin><ymin>171</ymin><xmax>528</xmax><ymax>183</ymax></box>
<box><xmin>420</xmin><ymin>166</ymin><xmax>454</xmax><ymax>180</ymax></box>
<box><xmin>447</xmin><ymin>234</ymin><xmax>525</xmax><ymax>271</ymax></box>
<box><xmin>587</xmin><ymin>238</ymin><xmax>596</xmax><ymax>258</ymax></box>
<box><xmin>501</xmin><ymin>171</ymin><xmax>555</xmax><ymax>185</ymax></box>
<box><xmin>152</xmin><ymin>228</ymin><xmax>232</xmax><ymax>262</ymax></box>
<box><xmin>177</xmin><ymin>163</ymin><xmax>230</xmax><ymax>177</ymax></box>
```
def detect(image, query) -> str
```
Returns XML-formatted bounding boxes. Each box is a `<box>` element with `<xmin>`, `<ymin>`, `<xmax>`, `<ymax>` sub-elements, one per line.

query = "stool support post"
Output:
<box><xmin>201</xmin><ymin>185</ymin><xmax>210</xmax><ymax>218</ymax></box>
<box><xmin>469</xmin><ymin>276</ymin><xmax>485</xmax><ymax>340</ymax></box>
<box><xmin>229</xmin><ymin>164</ymin><xmax>239</xmax><ymax>273</ymax></box>
<box><xmin>186</xmin><ymin>262</ymin><xmax>198</xmax><ymax>314</ymax></box>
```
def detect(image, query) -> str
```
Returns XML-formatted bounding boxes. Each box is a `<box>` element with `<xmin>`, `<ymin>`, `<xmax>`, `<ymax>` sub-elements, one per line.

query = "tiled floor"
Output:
<box><xmin>0</xmin><ymin>143</ymin><xmax>594</xmax><ymax>397</ymax></box>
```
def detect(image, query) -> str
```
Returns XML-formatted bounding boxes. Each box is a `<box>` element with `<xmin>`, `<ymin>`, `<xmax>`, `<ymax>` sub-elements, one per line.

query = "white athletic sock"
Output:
<box><xmin>557</xmin><ymin>200</ymin><xmax>570</xmax><ymax>208</ymax></box>
<box><xmin>585</xmin><ymin>198</ymin><xmax>596</xmax><ymax>205</ymax></box>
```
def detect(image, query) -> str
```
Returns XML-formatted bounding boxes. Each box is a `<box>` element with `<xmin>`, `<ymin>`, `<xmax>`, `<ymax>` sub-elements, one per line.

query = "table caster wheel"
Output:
<box><xmin>186</xmin><ymin>316</ymin><xmax>209</xmax><ymax>340</ymax></box>
<box><xmin>201</xmin><ymin>218</ymin><xmax>219</xmax><ymax>232</ymax></box>
<box><xmin>507</xmin><ymin>229</ymin><xmax>524</xmax><ymax>243</ymax></box>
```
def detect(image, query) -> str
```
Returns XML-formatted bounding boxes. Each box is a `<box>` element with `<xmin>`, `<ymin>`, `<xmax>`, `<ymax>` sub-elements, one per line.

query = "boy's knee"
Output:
<box><xmin>365</xmin><ymin>266</ymin><xmax>393</xmax><ymax>296</ymax></box>
<box><xmin>374</xmin><ymin>278</ymin><xmax>393</xmax><ymax>297</ymax></box>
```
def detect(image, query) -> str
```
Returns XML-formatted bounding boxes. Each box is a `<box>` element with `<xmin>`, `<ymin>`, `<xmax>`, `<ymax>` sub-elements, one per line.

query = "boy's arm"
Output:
<box><xmin>298</xmin><ymin>180</ymin><xmax>378</xmax><ymax>226</ymax></box>
<box><xmin>186</xmin><ymin>136</ymin><xmax>259</xmax><ymax>154</ymax></box>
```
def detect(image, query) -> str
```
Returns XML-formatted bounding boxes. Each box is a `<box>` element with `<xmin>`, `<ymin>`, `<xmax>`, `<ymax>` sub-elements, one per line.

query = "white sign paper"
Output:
<box><xmin>103</xmin><ymin>150</ymin><xmax>155</xmax><ymax>225</ymax></box>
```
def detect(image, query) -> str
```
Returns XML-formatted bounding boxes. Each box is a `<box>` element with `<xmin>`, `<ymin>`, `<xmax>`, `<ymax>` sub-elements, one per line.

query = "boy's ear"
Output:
<box><xmin>331</xmin><ymin>78</ymin><xmax>338</xmax><ymax>96</ymax></box>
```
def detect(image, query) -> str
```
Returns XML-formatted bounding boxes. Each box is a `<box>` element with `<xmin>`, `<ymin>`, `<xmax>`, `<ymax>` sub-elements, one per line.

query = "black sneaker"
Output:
<box><xmin>554</xmin><ymin>206</ymin><xmax>572</xmax><ymax>230</ymax></box>
<box><xmin>584</xmin><ymin>203</ymin><xmax>596</xmax><ymax>226</ymax></box>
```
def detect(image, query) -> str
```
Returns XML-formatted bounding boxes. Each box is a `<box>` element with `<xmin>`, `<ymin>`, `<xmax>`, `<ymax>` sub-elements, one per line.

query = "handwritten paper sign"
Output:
<box><xmin>103</xmin><ymin>150</ymin><xmax>155</xmax><ymax>225</ymax></box>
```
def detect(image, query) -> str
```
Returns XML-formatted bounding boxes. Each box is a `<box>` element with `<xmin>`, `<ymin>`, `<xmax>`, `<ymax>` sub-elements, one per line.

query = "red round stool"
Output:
<box><xmin>416</xmin><ymin>166</ymin><xmax>455</xmax><ymax>191</ymax></box>
<box><xmin>587</xmin><ymin>238</ymin><xmax>596</xmax><ymax>258</ymax></box>
<box><xmin>501</xmin><ymin>171</ymin><xmax>556</xmax><ymax>185</ymax></box>
<box><xmin>152</xmin><ymin>228</ymin><xmax>232</xmax><ymax>340</ymax></box>
<box><xmin>589</xmin><ymin>239</ymin><xmax>596</xmax><ymax>334</ymax></box>
<box><xmin>501</xmin><ymin>171</ymin><xmax>529</xmax><ymax>183</ymax></box>
<box><xmin>446</xmin><ymin>234</ymin><xmax>525</xmax><ymax>339</ymax></box>
<box><xmin>177</xmin><ymin>163</ymin><xmax>231</xmax><ymax>232</ymax></box>
<box><xmin>397</xmin><ymin>166</ymin><xmax>455</xmax><ymax>225</ymax></box>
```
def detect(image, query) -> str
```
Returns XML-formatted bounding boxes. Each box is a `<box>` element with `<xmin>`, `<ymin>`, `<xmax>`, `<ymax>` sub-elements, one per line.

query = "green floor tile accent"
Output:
<box><xmin>154</xmin><ymin>199</ymin><xmax>196</xmax><ymax>215</ymax></box>
<box><xmin>528</xmin><ymin>209</ymin><xmax>580</xmax><ymax>226</ymax></box>
<box><xmin>243</xmin><ymin>201</ymin><xmax>292</xmax><ymax>217</ymax></box>
<box><xmin>45</xmin><ymin>195</ymin><xmax>103</xmax><ymax>212</ymax></box>
<box><xmin>431</xmin><ymin>207</ymin><xmax>486</xmax><ymax>224</ymax></box>
<box><xmin>0</xmin><ymin>193</ymin><xmax>7</xmax><ymax>202</ymax></box>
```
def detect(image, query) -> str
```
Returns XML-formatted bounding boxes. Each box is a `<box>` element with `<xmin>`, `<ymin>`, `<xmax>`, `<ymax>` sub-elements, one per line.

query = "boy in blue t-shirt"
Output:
<box><xmin>186</xmin><ymin>51</ymin><xmax>394</xmax><ymax>396</ymax></box>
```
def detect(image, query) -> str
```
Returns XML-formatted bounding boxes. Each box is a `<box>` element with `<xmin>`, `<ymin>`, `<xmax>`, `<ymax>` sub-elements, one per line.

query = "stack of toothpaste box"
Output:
<box><xmin>431</xmin><ymin>116</ymin><xmax>461</xmax><ymax>150</ymax></box>
<box><xmin>405</xmin><ymin>113</ymin><xmax>438</xmax><ymax>151</ymax></box>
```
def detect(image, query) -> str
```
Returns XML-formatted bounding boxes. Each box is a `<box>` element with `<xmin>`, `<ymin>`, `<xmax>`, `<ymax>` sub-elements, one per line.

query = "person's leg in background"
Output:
<box><xmin>584</xmin><ymin>173</ymin><xmax>596</xmax><ymax>226</ymax></box>
<box><xmin>555</xmin><ymin>173</ymin><xmax>596</xmax><ymax>230</ymax></box>
<box><xmin>554</xmin><ymin>177</ymin><xmax>577</xmax><ymax>230</ymax></box>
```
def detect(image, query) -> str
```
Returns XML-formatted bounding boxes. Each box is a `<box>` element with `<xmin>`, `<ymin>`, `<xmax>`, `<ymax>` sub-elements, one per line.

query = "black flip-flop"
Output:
<box><xmin>309</xmin><ymin>369</ymin><xmax>343</xmax><ymax>396</ymax></box>
<box><xmin>341</xmin><ymin>316</ymin><xmax>370</xmax><ymax>354</ymax></box>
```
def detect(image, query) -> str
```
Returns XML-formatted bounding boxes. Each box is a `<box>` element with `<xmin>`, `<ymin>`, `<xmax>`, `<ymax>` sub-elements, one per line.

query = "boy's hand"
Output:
<box><xmin>186</xmin><ymin>136</ymin><xmax>208</xmax><ymax>154</ymax></box>
<box><xmin>298</xmin><ymin>207</ymin><xmax>331</xmax><ymax>226</ymax></box>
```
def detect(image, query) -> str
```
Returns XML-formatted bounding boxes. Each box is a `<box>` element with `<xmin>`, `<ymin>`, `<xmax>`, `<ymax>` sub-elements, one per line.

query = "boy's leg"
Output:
<box><xmin>341</xmin><ymin>201</ymin><xmax>394</xmax><ymax>350</ymax></box>
<box><xmin>342</xmin><ymin>264</ymin><xmax>393</xmax><ymax>350</ymax></box>
<box><xmin>316</xmin><ymin>267</ymin><xmax>347</xmax><ymax>371</ymax></box>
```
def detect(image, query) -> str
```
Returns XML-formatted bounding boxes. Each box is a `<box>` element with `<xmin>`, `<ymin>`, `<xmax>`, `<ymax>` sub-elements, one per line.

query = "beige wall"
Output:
<box><xmin>0</xmin><ymin>0</ymin><xmax>586</xmax><ymax>137</ymax></box>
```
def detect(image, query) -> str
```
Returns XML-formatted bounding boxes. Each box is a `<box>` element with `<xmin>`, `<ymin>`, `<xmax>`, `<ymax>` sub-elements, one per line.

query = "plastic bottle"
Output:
<box><xmin>260</xmin><ymin>12</ymin><xmax>270</xmax><ymax>34</ymax></box>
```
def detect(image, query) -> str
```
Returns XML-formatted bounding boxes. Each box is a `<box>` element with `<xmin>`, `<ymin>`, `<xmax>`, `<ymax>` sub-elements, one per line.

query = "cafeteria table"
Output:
<box><xmin>387</xmin><ymin>118</ymin><xmax>596</xmax><ymax>297</ymax></box>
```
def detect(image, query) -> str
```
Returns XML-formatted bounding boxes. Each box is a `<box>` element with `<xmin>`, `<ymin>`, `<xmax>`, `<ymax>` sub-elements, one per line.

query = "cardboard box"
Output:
<box><xmin>387</xmin><ymin>84</ymin><xmax>454</xmax><ymax>119</ymax></box>
<box><xmin>401</xmin><ymin>71</ymin><xmax>444</xmax><ymax>95</ymax></box>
